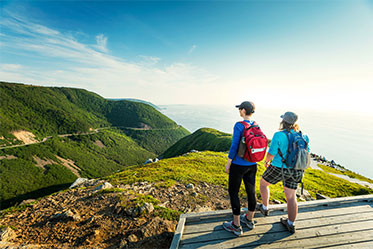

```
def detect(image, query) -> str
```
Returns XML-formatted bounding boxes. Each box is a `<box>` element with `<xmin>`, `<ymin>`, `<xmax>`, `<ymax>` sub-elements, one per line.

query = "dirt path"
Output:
<box><xmin>309</xmin><ymin>159</ymin><xmax>323</xmax><ymax>170</ymax></box>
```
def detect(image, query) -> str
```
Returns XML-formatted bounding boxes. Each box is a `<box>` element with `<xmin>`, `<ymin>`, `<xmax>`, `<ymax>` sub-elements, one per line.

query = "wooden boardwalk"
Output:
<box><xmin>171</xmin><ymin>195</ymin><xmax>373</xmax><ymax>249</ymax></box>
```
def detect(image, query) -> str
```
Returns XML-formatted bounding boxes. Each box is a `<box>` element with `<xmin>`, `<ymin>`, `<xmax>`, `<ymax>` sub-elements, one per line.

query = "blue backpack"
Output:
<box><xmin>278</xmin><ymin>130</ymin><xmax>310</xmax><ymax>194</ymax></box>
<box><xmin>278</xmin><ymin>130</ymin><xmax>310</xmax><ymax>170</ymax></box>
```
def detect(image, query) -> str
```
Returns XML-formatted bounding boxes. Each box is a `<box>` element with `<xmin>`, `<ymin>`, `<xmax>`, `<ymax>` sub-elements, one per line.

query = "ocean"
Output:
<box><xmin>160</xmin><ymin>104</ymin><xmax>373</xmax><ymax>179</ymax></box>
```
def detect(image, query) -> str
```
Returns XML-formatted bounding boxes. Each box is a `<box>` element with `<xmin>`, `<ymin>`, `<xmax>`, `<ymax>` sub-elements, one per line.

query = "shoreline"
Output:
<box><xmin>310</xmin><ymin>154</ymin><xmax>373</xmax><ymax>189</ymax></box>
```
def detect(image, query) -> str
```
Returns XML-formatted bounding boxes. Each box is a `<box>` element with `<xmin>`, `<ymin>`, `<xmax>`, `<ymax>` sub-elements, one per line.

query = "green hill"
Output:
<box><xmin>0</xmin><ymin>82</ymin><xmax>190</xmax><ymax>208</ymax></box>
<box><xmin>108</xmin><ymin>151</ymin><xmax>373</xmax><ymax>202</ymax></box>
<box><xmin>0</xmin><ymin>82</ymin><xmax>183</xmax><ymax>139</ymax></box>
<box><xmin>108</xmin><ymin>98</ymin><xmax>160</xmax><ymax>110</ymax></box>
<box><xmin>161</xmin><ymin>128</ymin><xmax>232</xmax><ymax>158</ymax></box>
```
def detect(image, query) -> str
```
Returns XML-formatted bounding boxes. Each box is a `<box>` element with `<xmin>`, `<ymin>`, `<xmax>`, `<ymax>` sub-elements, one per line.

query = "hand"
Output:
<box><xmin>264</xmin><ymin>154</ymin><xmax>274</xmax><ymax>168</ymax></box>
<box><xmin>225</xmin><ymin>163</ymin><xmax>230</xmax><ymax>174</ymax></box>
<box><xmin>225</xmin><ymin>159</ymin><xmax>232</xmax><ymax>174</ymax></box>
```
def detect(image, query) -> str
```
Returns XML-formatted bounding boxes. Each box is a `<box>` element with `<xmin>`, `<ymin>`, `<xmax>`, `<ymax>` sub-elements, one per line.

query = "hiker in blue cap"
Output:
<box><xmin>222</xmin><ymin>101</ymin><xmax>258</xmax><ymax>236</ymax></box>
<box><xmin>258</xmin><ymin>111</ymin><xmax>309</xmax><ymax>233</ymax></box>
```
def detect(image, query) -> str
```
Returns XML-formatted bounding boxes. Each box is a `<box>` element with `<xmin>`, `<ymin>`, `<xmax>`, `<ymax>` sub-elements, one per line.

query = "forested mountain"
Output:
<box><xmin>0</xmin><ymin>82</ymin><xmax>189</xmax><ymax>208</ymax></box>
<box><xmin>0</xmin><ymin>82</ymin><xmax>182</xmax><ymax>139</ymax></box>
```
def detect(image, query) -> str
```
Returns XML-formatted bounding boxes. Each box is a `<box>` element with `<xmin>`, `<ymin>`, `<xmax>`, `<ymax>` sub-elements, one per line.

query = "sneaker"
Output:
<box><xmin>257</xmin><ymin>204</ymin><xmax>269</xmax><ymax>216</ymax></box>
<box><xmin>222</xmin><ymin>221</ymin><xmax>243</xmax><ymax>236</ymax></box>
<box><xmin>240</xmin><ymin>214</ymin><xmax>255</xmax><ymax>229</ymax></box>
<box><xmin>280</xmin><ymin>218</ymin><xmax>295</xmax><ymax>233</ymax></box>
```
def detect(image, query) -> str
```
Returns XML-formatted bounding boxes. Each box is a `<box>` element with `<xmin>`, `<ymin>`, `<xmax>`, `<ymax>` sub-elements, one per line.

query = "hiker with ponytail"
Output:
<box><xmin>258</xmin><ymin>111</ymin><xmax>310</xmax><ymax>234</ymax></box>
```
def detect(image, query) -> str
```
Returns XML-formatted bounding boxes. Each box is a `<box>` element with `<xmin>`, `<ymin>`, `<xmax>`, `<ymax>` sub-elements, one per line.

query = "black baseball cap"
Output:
<box><xmin>235</xmin><ymin>101</ymin><xmax>255</xmax><ymax>114</ymax></box>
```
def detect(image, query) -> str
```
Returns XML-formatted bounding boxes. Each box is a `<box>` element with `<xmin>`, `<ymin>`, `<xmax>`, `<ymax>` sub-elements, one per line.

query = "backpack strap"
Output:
<box><xmin>239</xmin><ymin>120</ymin><xmax>256</xmax><ymax>127</ymax></box>
<box><xmin>239</xmin><ymin>121</ymin><xmax>250</xmax><ymax>130</ymax></box>
<box><xmin>279</xmin><ymin>130</ymin><xmax>291</xmax><ymax>186</ymax></box>
<box><xmin>234</xmin><ymin>121</ymin><xmax>253</xmax><ymax>161</ymax></box>
<box><xmin>278</xmin><ymin>130</ymin><xmax>290</xmax><ymax>164</ymax></box>
<box><xmin>240</xmin><ymin>121</ymin><xmax>260</xmax><ymax>131</ymax></box>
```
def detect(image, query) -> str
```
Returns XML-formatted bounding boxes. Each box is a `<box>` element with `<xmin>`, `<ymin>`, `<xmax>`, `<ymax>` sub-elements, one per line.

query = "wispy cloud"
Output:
<box><xmin>95</xmin><ymin>34</ymin><xmax>108</xmax><ymax>53</ymax></box>
<box><xmin>0</xmin><ymin>64</ymin><xmax>23</xmax><ymax>71</ymax></box>
<box><xmin>138</xmin><ymin>55</ymin><xmax>161</xmax><ymax>65</ymax></box>
<box><xmin>188</xmin><ymin>44</ymin><xmax>197</xmax><ymax>54</ymax></box>
<box><xmin>0</xmin><ymin>12</ymin><xmax>218</xmax><ymax>104</ymax></box>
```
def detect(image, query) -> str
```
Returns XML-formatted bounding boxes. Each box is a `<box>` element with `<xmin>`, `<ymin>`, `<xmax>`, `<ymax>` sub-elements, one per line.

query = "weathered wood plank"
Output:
<box><xmin>182</xmin><ymin>195</ymin><xmax>373</xmax><ymax>223</ymax></box>
<box><xmin>260</xmin><ymin>229</ymin><xmax>373</xmax><ymax>249</ymax></box>
<box><xmin>180</xmin><ymin>220</ymin><xmax>373</xmax><ymax>248</ymax></box>
<box><xmin>181</xmin><ymin>234</ymin><xmax>373</xmax><ymax>249</ymax></box>
<box><xmin>174</xmin><ymin>196</ymin><xmax>373</xmax><ymax>249</ymax></box>
<box><xmin>185</xmin><ymin>199</ymin><xmax>373</xmax><ymax>225</ymax></box>
<box><xmin>170</xmin><ymin>217</ymin><xmax>186</xmax><ymax>249</ymax></box>
<box><xmin>184</xmin><ymin>204</ymin><xmax>373</xmax><ymax>234</ymax></box>
<box><xmin>317</xmin><ymin>240</ymin><xmax>373</xmax><ymax>248</ymax></box>
<box><xmin>182</xmin><ymin>213</ymin><xmax>373</xmax><ymax>243</ymax></box>
<box><xmin>181</xmin><ymin>214</ymin><xmax>373</xmax><ymax>245</ymax></box>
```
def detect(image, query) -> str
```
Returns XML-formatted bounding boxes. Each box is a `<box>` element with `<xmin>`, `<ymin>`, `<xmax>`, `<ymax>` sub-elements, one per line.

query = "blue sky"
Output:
<box><xmin>0</xmin><ymin>0</ymin><xmax>372</xmax><ymax>113</ymax></box>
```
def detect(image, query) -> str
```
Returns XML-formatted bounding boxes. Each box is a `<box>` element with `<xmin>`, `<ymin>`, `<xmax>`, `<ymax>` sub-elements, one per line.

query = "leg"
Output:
<box><xmin>260</xmin><ymin>165</ymin><xmax>282</xmax><ymax>207</ymax></box>
<box><xmin>228</xmin><ymin>164</ymin><xmax>244</xmax><ymax>226</ymax></box>
<box><xmin>284</xmin><ymin>187</ymin><xmax>298</xmax><ymax>222</ymax></box>
<box><xmin>260</xmin><ymin>177</ymin><xmax>271</xmax><ymax>207</ymax></box>
<box><xmin>242</xmin><ymin>164</ymin><xmax>257</xmax><ymax>220</ymax></box>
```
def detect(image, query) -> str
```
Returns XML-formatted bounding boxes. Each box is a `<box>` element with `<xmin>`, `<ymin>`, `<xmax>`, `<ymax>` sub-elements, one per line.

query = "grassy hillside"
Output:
<box><xmin>107</xmin><ymin>151</ymin><xmax>373</xmax><ymax>203</ymax></box>
<box><xmin>1</xmin><ymin>151</ymin><xmax>372</xmax><ymax>249</ymax></box>
<box><xmin>0</xmin><ymin>129</ymin><xmax>155</xmax><ymax>209</ymax></box>
<box><xmin>161</xmin><ymin>128</ymin><xmax>232</xmax><ymax>158</ymax></box>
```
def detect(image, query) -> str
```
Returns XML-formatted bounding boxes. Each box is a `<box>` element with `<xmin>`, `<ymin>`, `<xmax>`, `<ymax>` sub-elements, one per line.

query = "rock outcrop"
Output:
<box><xmin>0</xmin><ymin>179</ymin><xmax>231</xmax><ymax>248</ymax></box>
<box><xmin>0</xmin><ymin>226</ymin><xmax>16</xmax><ymax>242</ymax></box>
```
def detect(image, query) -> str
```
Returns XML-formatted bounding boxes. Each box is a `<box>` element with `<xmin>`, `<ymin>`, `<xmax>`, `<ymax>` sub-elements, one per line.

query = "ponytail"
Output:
<box><xmin>279</xmin><ymin>120</ymin><xmax>300</xmax><ymax>132</ymax></box>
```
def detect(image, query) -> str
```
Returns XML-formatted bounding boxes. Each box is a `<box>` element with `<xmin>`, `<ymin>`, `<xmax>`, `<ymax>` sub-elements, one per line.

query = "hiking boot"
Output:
<box><xmin>240</xmin><ymin>214</ymin><xmax>255</xmax><ymax>229</ymax></box>
<box><xmin>257</xmin><ymin>204</ymin><xmax>269</xmax><ymax>216</ymax></box>
<box><xmin>222</xmin><ymin>221</ymin><xmax>243</xmax><ymax>236</ymax></box>
<box><xmin>280</xmin><ymin>218</ymin><xmax>295</xmax><ymax>233</ymax></box>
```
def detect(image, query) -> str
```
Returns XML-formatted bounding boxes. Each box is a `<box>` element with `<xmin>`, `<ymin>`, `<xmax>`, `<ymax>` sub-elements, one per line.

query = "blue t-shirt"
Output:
<box><xmin>268</xmin><ymin>129</ymin><xmax>310</xmax><ymax>168</ymax></box>
<box><xmin>228</xmin><ymin>120</ymin><xmax>257</xmax><ymax>166</ymax></box>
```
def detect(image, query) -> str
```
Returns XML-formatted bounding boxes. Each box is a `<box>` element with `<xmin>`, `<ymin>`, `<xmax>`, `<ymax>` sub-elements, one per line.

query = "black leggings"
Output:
<box><xmin>228</xmin><ymin>163</ymin><xmax>257</xmax><ymax>215</ymax></box>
